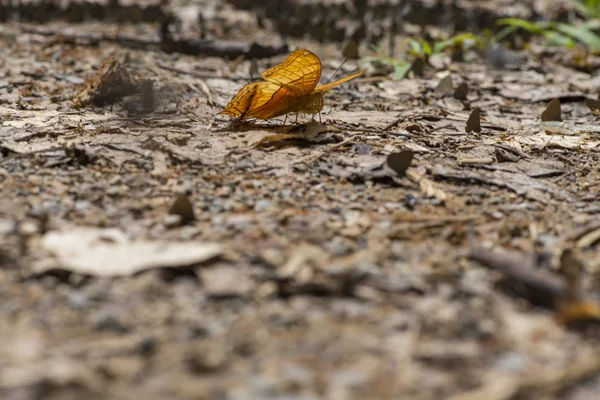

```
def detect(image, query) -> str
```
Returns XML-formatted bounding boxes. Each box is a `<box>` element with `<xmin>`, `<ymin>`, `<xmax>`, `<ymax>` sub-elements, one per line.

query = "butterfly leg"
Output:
<box><xmin>283</xmin><ymin>114</ymin><xmax>288</xmax><ymax>126</ymax></box>
<box><xmin>294</xmin><ymin>113</ymin><xmax>299</xmax><ymax>124</ymax></box>
<box><xmin>318</xmin><ymin>112</ymin><xmax>322</xmax><ymax>124</ymax></box>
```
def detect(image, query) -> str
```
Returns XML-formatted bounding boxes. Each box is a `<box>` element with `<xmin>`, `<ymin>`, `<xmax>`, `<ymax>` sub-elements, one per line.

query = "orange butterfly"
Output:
<box><xmin>218</xmin><ymin>49</ymin><xmax>364</xmax><ymax>121</ymax></box>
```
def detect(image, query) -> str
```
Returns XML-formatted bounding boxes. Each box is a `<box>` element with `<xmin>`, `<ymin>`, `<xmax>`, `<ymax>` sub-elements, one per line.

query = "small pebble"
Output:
<box><xmin>91</xmin><ymin>309</ymin><xmax>129</xmax><ymax>333</ymax></box>
<box><xmin>163</xmin><ymin>214</ymin><xmax>182</xmax><ymax>229</ymax></box>
<box><xmin>254</xmin><ymin>199</ymin><xmax>273</xmax><ymax>212</ymax></box>
<box><xmin>67</xmin><ymin>290</ymin><xmax>88</xmax><ymax>310</ymax></box>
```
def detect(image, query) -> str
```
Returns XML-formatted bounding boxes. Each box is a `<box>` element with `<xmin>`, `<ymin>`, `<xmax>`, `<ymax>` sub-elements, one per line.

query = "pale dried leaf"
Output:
<box><xmin>35</xmin><ymin>228</ymin><xmax>221</xmax><ymax>276</ymax></box>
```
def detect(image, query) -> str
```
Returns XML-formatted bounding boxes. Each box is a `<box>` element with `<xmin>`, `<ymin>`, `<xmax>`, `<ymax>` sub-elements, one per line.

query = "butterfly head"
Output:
<box><xmin>299</xmin><ymin>92</ymin><xmax>324</xmax><ymax>114</ymax></box>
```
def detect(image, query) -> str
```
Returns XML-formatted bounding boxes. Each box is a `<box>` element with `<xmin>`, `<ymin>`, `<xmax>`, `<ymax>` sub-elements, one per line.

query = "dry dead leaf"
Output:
<box><xmin>435</xmin><ymin>74</ymin><xmax>453</xmax><ymax>95</ymax></box>
<box><xmin>541</xmin><ymin>98</ymin><xmax>561</xmax><ymax>122</ymax></box>
<box><xmin>453</xmin><ymin>82</ymin><xmax>468</xmax><ymax>100</ymax></box>
<box><xmin>342</xmin><ymin>39</ymin><xmax>359</xmax><ymax>59</ymax></box>
<box><xmin>73</xmin><ymin>56</ymin><xmax>142</xmax><ymax>107</ymax></box>
<box><xmin>168</xmin><ymin>194</ymin><xmax>196</xmax><ymax>225</ymax></box>
<box><xmin>432</xmin><ymin>164</ymin><xmax>569</xmax><ymax>204</ymax></box>
<box><xmin>35</xmin><ymin>228</ymin><xmax>221</xmax><ymax>277</ymax></box>
<box><xmin>386</xmin><ymin>150</ymin><xmax>414</xmax><ymax>176</ymax></box>
<box><xmin>465</xmin><ymin>108</ymin><xmax>481</xmax><ymax>133</ymax></box>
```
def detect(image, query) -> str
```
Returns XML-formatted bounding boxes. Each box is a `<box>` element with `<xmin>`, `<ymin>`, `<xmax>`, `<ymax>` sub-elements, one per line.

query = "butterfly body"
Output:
<box><xmin>219</xmin><ymin>49</ymin><xmax>363</xmax><ymax>121</ymax></box>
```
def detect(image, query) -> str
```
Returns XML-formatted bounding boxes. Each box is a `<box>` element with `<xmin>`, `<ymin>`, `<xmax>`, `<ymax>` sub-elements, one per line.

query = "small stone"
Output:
<box><xmin>199</xmin><ymin>266</ymin><xmax>253</xmax><ymax>298</ymax></box>
<box><xmin>186</xmin><ymin>341</ymin><xmax>228</xmax><ymax>373</ymax></box>
<box><xmin>278</xmin><ymin>190</ymin><xmax>292</xmax><ymax>200</ymax></box>
<box><xmin>74</xmin><ymin>201</ymin><xmax>90</xmax><ymax>213</ymax></box>
<box><xmin>0</xmin><ymin>93</ymin><xmax>19</xmax><ymax>103</ymax></box>
<box><xmin>19</xmin><ymin>221</ymin><xmax>38</xmax><ymax>235</ymax></box>
<box><xmin>490</xmin><ymin>211</ymin><xmax>504</xmax><ymax>219</ymax></box>
<box><xmin>493</xmin><ymin>351</ymin><xmax>528</xmax><ymax>372</ymax></box>
<box><xmin>340</xmin><ymin>225</ymin><xmax>362</xmax><ymax>238</ymax></box>
<box><xmin>91</xmin><ymin>309</ymin><xmax>129</xmax><ymax>333</ymax></box>
<box><xmin>163</xmin><ymin>214</ymin><xmax>182</xmax><ymax>229</ymax></box>
<box><xmin>254</xmin><ymin>200</ymin><xmax>273</xmax><ymax>212</ymax></box>
<box><xmin>64</xmin><ymin>75</ymin><xmax>85</xmax><ymax>85</ymax></box>
<box><xmin>138</xmin><ymin>336</ymin><xmax>158</xmax><ymax>356</ymax></box>
<box><xmin>260</xmin><ymin>248</ymin><xmax>285</xmax><ymax>267</ymax></box>
<box><xmin>325</xmin><ymin>236</ymin><xmax>355</xmax><ymax>257</ymax></box>
<box><xmin>216</xmin><ymin>186</ymin><xmax>232</xmax><ymax>197</ymax></box>
<box><xmin>67</xmin><ymin>290</ymin><xmax>88</xmax><ymax>310</ymax></box>
<box><xmin>28</xmin><ymin>175</ymin><xmax>44</xmax><ymax>185</ymax></box>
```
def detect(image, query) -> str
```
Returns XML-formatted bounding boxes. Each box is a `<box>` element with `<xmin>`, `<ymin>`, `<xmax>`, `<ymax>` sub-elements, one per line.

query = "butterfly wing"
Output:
<box><xmin>313</xmin><ymin>69</ymin><xmax>365</xmax><ymax>94</ymax></box>
<box><xmin>261</xmin><ymin>49</ymin><xmax>322</xmax><ymax>96</ymax></box>
<box><xmin>243</xmin><ymin>82</ymin><xmax>300</xmax><ymax>120</ymax></box>
<box><xmin>218</xmin><ymin>82</ymin><xmax>260</xmax><ymax>118</ymax></box>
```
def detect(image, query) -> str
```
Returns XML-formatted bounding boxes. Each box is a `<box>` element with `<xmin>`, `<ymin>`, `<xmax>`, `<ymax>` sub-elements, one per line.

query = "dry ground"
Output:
<box><xmin>1</xmin><ymin>3</ymin><xmax>600</xmax><ymax>399</ymax></box>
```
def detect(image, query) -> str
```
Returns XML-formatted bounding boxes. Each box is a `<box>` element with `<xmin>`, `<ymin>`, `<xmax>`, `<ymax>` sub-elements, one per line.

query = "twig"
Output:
<box><xmin>458</xmin><ymin>157</ymin><xmax>495</xmax><ymax>165</ymax></box>
<box><xmin>494</xmin><ymin>143</ymin><xmax>530</xmax><ymax>160</ymax></box>
<box><xmin>469</xmin><ymin>244</ymin><xmax>565</xmax><ymax>308</ymax></box>
<box><xmin>294</xmin><ymin>134</ymin><xmax>357</xmax><ymax>166</ymax></box>
<box><xmin>395</xmin><ymin>214</ymin><xmax>479</xmax><ymax>223</ymax></box>
<box><xmin>382</xmin><ymin>116</ymin><xmax>403</xmax><ymax>131</ymax></box>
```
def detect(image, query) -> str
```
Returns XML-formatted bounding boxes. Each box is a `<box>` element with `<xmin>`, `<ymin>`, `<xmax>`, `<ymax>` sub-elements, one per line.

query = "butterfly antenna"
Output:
<box><xmin>326</xmin><ymin>58</ymin><xmax>348</xmax><ymax>83</ymax></box>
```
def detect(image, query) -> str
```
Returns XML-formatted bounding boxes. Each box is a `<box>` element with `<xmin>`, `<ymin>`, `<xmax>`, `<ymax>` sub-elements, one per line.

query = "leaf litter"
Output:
<box><xmin>1</xmin><ymin>3</ymin><xmax>600</xmax><ymax>400</ymax></box>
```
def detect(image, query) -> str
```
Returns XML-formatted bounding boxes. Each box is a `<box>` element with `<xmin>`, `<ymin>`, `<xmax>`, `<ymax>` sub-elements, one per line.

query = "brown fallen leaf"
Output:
<box><xmin>386</xmin><ymin>150</ymin><xmax>414</xmax><ymax>176</ymax></box>
<box><xmin>411</xmin><ymin>57</ymin><xmax>425</xmax><ymax>76</ymax></box>
<box><xmin>541</xmin><ymin>98</ymin><xmax>561</xmax><ymax>122</ymax></box>
<box><xmin>73</xmin><ymin>56</ymin><xmax>142</xmax><ymax>108</ymax></box>
<box><xmin>342</xmin><ymin>39</ymin><xmax>360</xmax><ymax>59</ymax></box>
<box><xmin>453</xmin><ymin>82</ymin><xmax>468</xmax><ymax>100</ymax></box>
<box><xmin>432</xmin><ymin>164</ymin><xmax>569</xmax><ymax>203</ymax></box>
<box><xmin>465</xmin><ymin>108</ymin><xmax>481</xmax><ymax>133</ymax></box>
<box><xmin>168</xmin><ymin>194</ymin><xmax>196</xmax><ymax>225</ymax></box>
<box><xmin>435</xmin><ymin>74</ymin><xmax>453</xmax><ymax>95</ymax></box>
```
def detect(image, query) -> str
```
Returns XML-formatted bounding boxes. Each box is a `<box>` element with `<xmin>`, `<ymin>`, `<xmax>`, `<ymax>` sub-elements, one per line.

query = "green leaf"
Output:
<box><xmin>497</xmin><ymin>18</ymin><xmax>546</xmax><ymax>34</ymax></box>
<box><xmin>408</xmin><ymin>39</ymin><xmax>422</xmax><ymax>54</ymax></box>
<box><xmin>421</xmin><ymin>40</ymin><xmax>432</xmax><ymax>56</ymax></box>
<box><xmin>433</xmin><ymin>39</ymin><xmax>455</xmax><ymax>55</ymax></box>
<box><xmin>543</xmin><ymin>30</ymin><xmax>576</xmax><ymax>48</ymax></box>
<box><xmin>393</xmin><ymin>62</ymin><xmax>412</xmax><ymax>80</ymax></box>
<box><xmin>493</xmin><ymin>25</ymin><xmax>520</xmax><ymax>43</ymax></box>
<box><xmin>432</xmin><ymin>33</ymin><xmax>480</xmax><ymax>54</ymax></box>
<box><xmin>555</xmin><ymin>23</ymin><xmax>600</xmax><ymax>50</ymax></box>
<box><xmin>362</xmin><ymin>56</ymin><xmax>382</xmax><ymax>63</ymax></box>
<box><xmin>576</xmin><ymin>0</ymin><xmax>600</xmax><ymax>18</ymax></box>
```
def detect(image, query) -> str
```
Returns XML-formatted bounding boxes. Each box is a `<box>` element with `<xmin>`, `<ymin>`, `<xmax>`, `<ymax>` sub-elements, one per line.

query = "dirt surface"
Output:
<box><xmin>1</xmin><ymin>1</ymin><xmax>600</xmax><ymax>399</ymax></box>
